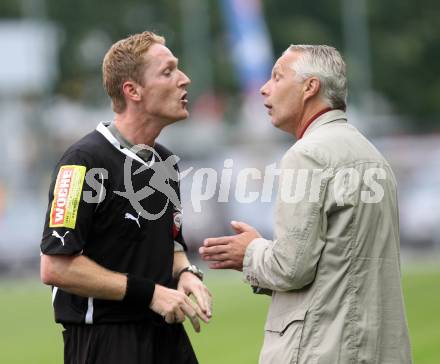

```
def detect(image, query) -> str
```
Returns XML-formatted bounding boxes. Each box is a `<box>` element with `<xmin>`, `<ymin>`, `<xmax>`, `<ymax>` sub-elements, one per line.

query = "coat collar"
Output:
<box><xmin>301</xmin><ymin>109</ymin><xmax>347</xmax><ymax>139</ymax></box>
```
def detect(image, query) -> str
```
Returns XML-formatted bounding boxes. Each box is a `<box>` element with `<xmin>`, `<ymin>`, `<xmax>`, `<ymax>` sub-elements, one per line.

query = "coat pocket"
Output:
<box><xmin>260</xmin><ymin>309</ymin><xmax>307</xmax><ymax>364</ymax></box>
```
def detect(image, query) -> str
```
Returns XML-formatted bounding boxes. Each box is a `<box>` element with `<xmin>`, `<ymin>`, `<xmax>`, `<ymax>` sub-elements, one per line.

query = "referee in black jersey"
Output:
<box><xmin>40</xmin><ymin>31</ymin><xmax>212</xmax><ymax>364</ymax></box>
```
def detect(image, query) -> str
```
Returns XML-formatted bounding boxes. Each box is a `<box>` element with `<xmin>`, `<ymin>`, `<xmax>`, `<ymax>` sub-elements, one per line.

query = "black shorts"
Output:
<box><xmin>62</xmin><ymin>322</ymin><xmax>198</xmax><ymax>364</ymax></box>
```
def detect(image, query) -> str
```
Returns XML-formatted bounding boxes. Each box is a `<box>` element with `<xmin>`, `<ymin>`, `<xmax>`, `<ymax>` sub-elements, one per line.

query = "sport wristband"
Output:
<box><xmin>123</xmin><ymin>274</ymin><xmax>155</xmax><ymax>307</ymax></box>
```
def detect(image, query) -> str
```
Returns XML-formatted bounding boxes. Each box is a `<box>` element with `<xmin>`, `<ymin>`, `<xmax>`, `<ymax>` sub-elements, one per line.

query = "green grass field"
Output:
<box><xmin>0</xmin><ymin>268</ymin><xmax>438</xmax><ymax>363</ymax></box>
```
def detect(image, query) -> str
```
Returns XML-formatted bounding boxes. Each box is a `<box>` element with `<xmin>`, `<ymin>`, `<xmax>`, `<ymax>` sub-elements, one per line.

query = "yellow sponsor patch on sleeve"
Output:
<box><xmin>49</xmin><ymin>165</ymin><xmax>87</xmax><ymax>229</ymax></box>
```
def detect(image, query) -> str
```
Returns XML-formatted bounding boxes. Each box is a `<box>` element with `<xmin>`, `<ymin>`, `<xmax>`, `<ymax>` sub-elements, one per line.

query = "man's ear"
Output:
<box><xmin>122</xmin><ymin>81</ymin><xmax>141</xmax><ymax>103</ymax></box>
<box><xmin>303</xmin><ymin>77</ymin><xmax>321</xmax><ymax>101</ymax></box>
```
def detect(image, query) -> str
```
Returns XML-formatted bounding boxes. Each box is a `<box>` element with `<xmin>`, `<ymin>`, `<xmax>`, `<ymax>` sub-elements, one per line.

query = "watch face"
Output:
<box><xmin>189</xmin><ymin>265</ymin><xmax>203</xmax><ymax>279</ymax></box>
<box><xmin>179</xmin><ymin>265</ymin><xmax>203</xmax><ymax>280</ymax></box>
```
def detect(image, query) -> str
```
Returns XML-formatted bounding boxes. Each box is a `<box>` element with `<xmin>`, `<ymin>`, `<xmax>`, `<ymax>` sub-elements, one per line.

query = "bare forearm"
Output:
<box><xmin>41</xmin><ymin>254</ymin><xmax>127</xmax><ymax>300</ymax></box>
<box><xmin>173</xmin><ymin>251</ymin><xmax>190</xmax><ymax>278</ymax></box>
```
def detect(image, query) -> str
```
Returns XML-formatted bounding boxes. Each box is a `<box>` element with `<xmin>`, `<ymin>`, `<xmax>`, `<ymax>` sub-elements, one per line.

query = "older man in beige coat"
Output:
<box><xmin>200</xmin><ymin>45</ymin><xmax>412</xmax><ymax>363</ymax></box>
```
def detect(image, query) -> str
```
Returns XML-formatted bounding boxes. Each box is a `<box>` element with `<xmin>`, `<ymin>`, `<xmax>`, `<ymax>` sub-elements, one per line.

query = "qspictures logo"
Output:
<box><xmin>114</xmin><ymin>144</ymin><xmax>184</xmax><ymax>221</ymax></box>
<box><xmin>80</xmin><ymin>146</ymin><xmax>389</xmax><ymax>221</ymax></box>
<box><xmin>82</xmin><ymin>144</ymin><xmax>189</xmax><ymax>222</ymax></box>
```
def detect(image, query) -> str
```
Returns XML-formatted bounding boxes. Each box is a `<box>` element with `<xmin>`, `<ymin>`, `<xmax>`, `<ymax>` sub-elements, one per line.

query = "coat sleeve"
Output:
<box><xmin>243</xmin><ymin>143</ymin><xmax>332</xmax><ymax>291</ymax></box>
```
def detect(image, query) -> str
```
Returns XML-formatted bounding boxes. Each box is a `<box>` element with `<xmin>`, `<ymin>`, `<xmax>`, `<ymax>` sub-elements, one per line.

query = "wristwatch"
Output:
<box><xmin>178</xmin><ymin>264</ymin><xmax>204</xmax><ymax>281</ymax></box>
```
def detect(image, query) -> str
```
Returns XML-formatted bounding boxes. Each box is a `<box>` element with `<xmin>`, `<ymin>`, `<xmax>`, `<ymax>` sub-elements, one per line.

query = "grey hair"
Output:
<box><xmin>285</xmin><ymin>45</ymin><xmax>347</xmax><ymax>111</ymax></box>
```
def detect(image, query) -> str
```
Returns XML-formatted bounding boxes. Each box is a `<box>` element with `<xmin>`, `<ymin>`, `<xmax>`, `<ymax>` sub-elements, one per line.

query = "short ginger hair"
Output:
<box><xmin>102</xmin><ymin>31</ymin><xmax>165</xmax><ymax>113</ymax></box>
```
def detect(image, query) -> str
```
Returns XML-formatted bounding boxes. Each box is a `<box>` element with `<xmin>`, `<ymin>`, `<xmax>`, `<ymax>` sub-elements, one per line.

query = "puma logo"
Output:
<box><xmin>124</xmin><ymin>211</ymin><xmax>141</xmax><ymax>228</ymax></box>
<box><xmin>52</xmin><ymin>231</ymin><xmax>69</xmax><ymax>246</ymax></box>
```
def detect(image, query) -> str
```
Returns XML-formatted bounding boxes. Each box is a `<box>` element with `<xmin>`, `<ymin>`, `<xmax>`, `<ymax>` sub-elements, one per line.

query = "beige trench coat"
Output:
<box><xmin>243</xmin><ymin>110</ymin><xmax>412</xmax><ymax>364</ymax></box>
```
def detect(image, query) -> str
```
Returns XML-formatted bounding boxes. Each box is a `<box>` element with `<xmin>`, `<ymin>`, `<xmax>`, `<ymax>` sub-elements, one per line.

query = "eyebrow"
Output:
<box><xmin>272</xmin><ymin>65</ymin><xmax>282</xmax><ymax>75</ymax></box>
<box><xmin>164</xmin><ymin>58</ymin><xmax>178</xmax><ymax>68</ymax></box>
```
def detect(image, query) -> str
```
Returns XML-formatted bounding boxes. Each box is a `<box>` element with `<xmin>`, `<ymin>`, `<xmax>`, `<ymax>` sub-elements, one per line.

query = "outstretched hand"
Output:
<box><xmin>199</xmin><ymin>221</ymin><xmax>261</xmax><ymax>271</ymax></box>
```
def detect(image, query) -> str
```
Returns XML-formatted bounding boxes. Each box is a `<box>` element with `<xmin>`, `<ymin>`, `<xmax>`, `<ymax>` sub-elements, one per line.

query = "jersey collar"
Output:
<box><xmin>96</xmin><ymin>122</ymin><xmax>155</xmax><ymax>167</ymax></box>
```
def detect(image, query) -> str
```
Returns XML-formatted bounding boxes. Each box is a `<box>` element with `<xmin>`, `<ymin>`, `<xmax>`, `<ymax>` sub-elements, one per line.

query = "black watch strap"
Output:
<box><xmin>177</xmin><ymin>265</ymin><xmax>204</xmax><ymax>281</ymax></box>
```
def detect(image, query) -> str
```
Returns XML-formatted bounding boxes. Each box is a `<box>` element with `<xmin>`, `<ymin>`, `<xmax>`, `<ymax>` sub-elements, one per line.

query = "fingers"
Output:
<box><xmin>176</xmin><ymin>273</ymin><xmax>213</xmax><ymax>321</ymax></box>
<box><xmin>200</xmin><ymin>244</ymin><xmax>229</xmax><ymax>255</ymax></box>
<box><xmin>164</xmin><ymin>312</ymin><xmax>174</xmax><ymax>324</ymax></box>
<box><xmin>179</xmin><ymin>298</ymin><xmax>201</xmax><ymax>333</ymax></box>
<box><xmin>189</xmin><ymin>285</ymin><xmax>206</xmax><ymax>314</ymax></box>
<box><xmin>209</xmin><ymin>260</ymin><xmax>237</xmax><ymax>270</ymax></box>
<box><xmin>230</xmin><ymin>220</ymin><xmax>245</xmax><ymax>234</ymax></box>
<box><xmin>154</xmin><ymin>285</ymin><xmax>211</xmax><ymax>332</ymax></box>
<box><xmin>199</xmin><ymin>244</ymin><xmax>230</xmax><ymax>262</ymax></box>
<box><xmin>174</xmin><ymin>308</ymin><xmax>186</xmax><ymax>323</ymax></box>
<box><xmin>200</xmin><ymin>243</ymin><xmax>231</xmax><ymax>262</ymax></box>
<box><xmin>185</xmin><ymin>295</ymin><xmax>210</xmax><ymax>323</ymax></box>
<box><xmin>162</xmin><ymin>293</ymin><xmax>209</xmax><ymax>333</ymax></box>
<box><xmin>231</xmin><ymin>220</ymin><xmax>256</xmax><ymax>234</ymax></box>
<box><xmin>203</xmin><ymin>236</ymin><xmax>231</xmax><ymax>247</ymax></box>
<box><xmin>205</xmin><ymin>289</ymin><xmax>213</xmax><ymax>318</ymax></box>
<box><xmin>201</xmin><ymin>253</ymin><xmax>229</xmax><ymax>262</ymax></box>
<box><xmin>191</xmin><ymin>283</ymin><xmax>213</xmax><ymax>318</ymax></box>
<box><xmin>164</xmin><ymin>308</ymin><xmax>185</xmax><ymax>324</ymax></box>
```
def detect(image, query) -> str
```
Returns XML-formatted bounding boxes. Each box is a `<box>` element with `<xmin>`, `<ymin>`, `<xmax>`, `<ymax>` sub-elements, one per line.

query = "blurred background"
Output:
<box><xmin>0</xmin><ymin>0</ymin><xmax>439</xmax><ymax>363</ymax></box>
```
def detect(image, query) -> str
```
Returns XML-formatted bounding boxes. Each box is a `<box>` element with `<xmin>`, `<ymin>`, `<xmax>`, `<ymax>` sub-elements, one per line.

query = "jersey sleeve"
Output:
<box><xmin>154</xmin><ymin>143</ymin><xmax>188</xmax><ymax>251</ymax></box>
<box><xmin>172</xmin><ymin>206</ymin><xmax>187</xmax><ymax>251</ymax></box>
<box><xmin>41</xmin><ymin>150</ymin><xmax>97</xmax><ymax>255</ymax></box>
<box><xmin>172</xmin><ymin>163</ymin><xmax>187</xmax><ymax>251</ymax></box>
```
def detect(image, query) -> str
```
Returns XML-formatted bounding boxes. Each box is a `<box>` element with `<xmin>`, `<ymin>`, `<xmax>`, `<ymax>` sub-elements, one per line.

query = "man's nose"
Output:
<box><xmin>260</xmin><ymin>81</ymin><xmax>269</xmax><ymax>96</ymax></box>
<box><xmin>178</xmin><ymin>70</ymin><xmax>191</xmax><ymax>87</ymax></box>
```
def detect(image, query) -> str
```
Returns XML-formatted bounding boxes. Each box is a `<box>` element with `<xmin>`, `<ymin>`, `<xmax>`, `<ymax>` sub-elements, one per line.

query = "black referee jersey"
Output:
<box><xmin>41</xmin><ymin>122</ymin><xmax>186</xmax><ymax>325</ymax></box>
